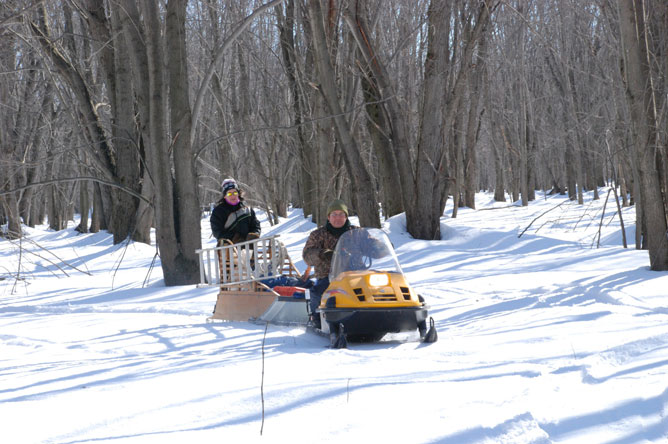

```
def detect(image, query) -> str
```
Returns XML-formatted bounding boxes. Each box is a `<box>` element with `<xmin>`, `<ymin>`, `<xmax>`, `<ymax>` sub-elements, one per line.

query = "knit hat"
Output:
<box><xmin>221</xmin><ymin>178</ymin><xmax>239</xmax><ymax>194</ymax></box>
<box><xmin>327</xmin><ymin>199</ymin><xmax>348</xmax><ymax>216</ymax></box>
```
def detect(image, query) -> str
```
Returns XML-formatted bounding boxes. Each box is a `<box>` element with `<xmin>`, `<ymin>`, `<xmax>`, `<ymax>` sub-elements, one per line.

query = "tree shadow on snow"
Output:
<box><xmin>428</xmin><ymin>388</ymin><xmax>668</xmax><ymax>444</ymax></box>
<box><xmin>1</xmin><ymin>321</ymin><xmax>327</xmax><ymax>403</ymax></box>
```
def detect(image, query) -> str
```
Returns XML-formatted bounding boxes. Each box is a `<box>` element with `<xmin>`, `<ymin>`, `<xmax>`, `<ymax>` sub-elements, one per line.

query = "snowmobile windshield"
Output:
<box><xmin>329</xmin><ymin>228</ymin><xmax>402</xmax><ymax>281</ymax></box>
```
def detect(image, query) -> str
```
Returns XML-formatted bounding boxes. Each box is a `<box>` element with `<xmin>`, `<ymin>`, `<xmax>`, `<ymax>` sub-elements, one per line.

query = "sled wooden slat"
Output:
<box><xmin>196</xmin><ymin>235</ymin><xmax>294</xmax><ymax>287</ymax></box>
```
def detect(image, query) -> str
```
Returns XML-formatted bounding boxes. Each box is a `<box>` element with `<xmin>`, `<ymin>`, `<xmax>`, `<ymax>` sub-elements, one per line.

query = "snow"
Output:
<box><xmin>1</xmin><ymin>189</ymin><xmax>667</xmax><ymax>444</ymax></box>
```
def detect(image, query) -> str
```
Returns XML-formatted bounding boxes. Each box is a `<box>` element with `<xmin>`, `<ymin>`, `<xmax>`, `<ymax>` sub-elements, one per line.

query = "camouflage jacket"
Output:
<box><xmin>302</xmin><ymin>224</ymin><xmax>356</xmax><ymax>279</ymax></box>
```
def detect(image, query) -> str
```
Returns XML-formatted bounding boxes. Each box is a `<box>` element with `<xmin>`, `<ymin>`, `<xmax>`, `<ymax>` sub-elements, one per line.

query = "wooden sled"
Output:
<box><xmin>196</xmin><ymin>236</ymin><xmax>307</xmax><ymax>322</ymax></box>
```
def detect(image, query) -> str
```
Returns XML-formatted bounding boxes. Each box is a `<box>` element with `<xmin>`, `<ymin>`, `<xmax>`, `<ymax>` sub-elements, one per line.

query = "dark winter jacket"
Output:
<box><xmin>302</xmin><ymin>221</ymin><xmax>356</xmax><ymax>279</ymax></box>
<box><xmin>210</xmin><ymin>200</ymin><xmax>261</xmax><ymax>243</ymax></box>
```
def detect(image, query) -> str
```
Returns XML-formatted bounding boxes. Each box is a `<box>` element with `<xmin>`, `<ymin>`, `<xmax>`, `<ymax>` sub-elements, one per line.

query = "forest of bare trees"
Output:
<box><xmin>1</xmin><ymin>0</ymin><xmax>667</xmax><ymax>284</ymax></box>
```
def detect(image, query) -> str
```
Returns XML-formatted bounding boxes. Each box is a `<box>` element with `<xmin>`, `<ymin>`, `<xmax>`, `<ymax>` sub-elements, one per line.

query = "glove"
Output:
<box><xmin>246</xmin><ymin>232</ymin><xmax>260</xmax><ymax>240</ymax></box>
<box><xmin>319</xmin><ymin>249</ymin><xmax>334</xmax><ymax>262</ymax></box>
<box><xmin>231</xmin><ymin>232</ymin><xmax>245</xmax><ymax>244</ymax></box>
<box><xmin>217</xmin><ymin>238</ymin><xmax>233</xmax><ymax>247</ymax></box>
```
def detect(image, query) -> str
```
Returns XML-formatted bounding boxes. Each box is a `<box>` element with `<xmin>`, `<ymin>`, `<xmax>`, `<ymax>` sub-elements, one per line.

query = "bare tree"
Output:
<box><xmin>0</xmin><ymin>28</ymin><xmax>26</xmax><ymax>238</ymax></box>
<box><xmin>307</xmin><ymin>0</ymin><xmax>380</xmax><ymax>228</ymax></box>
<box><xmin>343</xmin><ymin>0</ymin><xmax>493</xmax><ymax>238</ymax></box>
<box><xmin>4</xmin><ymin>0</ymin><xmax>667</xmax><ymax>276</ymax></box>
<box><xmin>617</xmin><ymin>0</ymin><xmax>668</xmax><ymax>270</ymax></box>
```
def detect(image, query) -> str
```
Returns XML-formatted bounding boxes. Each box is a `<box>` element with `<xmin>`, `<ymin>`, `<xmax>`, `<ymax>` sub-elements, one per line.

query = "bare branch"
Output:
<box><xmin>518</xmin><ymin>200</ymin><xmax>569</xmax><ymax>238</ymax></box>
<box><xmin>0</xmin><ymin>176</ymin><xmax>151</xmax><ymax>204</ymax></box>
<box><xmin>190</xmin><ymin>0</ymin><xmax>287</xmax><ymax>148</ymax></box>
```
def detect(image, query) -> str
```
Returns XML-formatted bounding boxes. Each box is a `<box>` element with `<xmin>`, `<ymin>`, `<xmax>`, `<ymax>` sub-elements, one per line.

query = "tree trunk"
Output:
<box><xmin>105</xmin><ymin>5</ymin><xmax>144</xmax><ymax>243</ymax></box>
<box><xmin>28</xmin><ymin>3</ymin><xmax>150</xmax><ymax>242</ymax></box>
<box><xmin>90</xmin><ymin>183</ymin><xmax>101</xmax><ymax>233</ymax></box>
<box><xmin>76</xmin><ymin>180</ymin><xmax>90</xmax><ymax>233</ymax></box>
<box><xmin>519</xmin><ymin>79</ymin><xmax>529</xmax><ymax>207</ymax></box>
<box><xmin>29</xmin><ymin>6</ymin><xmax>116</xmax><ymax>184</ymax></box>
<box><xmin>307</xmin><ymin>0</ymin><xmax>380</xmax><ymax>228</ymax></box>
<box><xmin>451</xmin><ymin>96</ymin><xmax>465</xmax><ymax>219</ymax></box>
<box><xmin>0</xmin><ymin>194</ymin><xmax>21</xmax><ymax>239</ymax></box>
<box><xmin>276</xmin><ymin>1</ymin><xmax>315</xmax><ymax>216</ymax></box>
<box><xmin>485</xmin><ymin>61</ymin><xmax>506</xmax><ymax>203</ymax></box>
<box><xmin>493</xmin><ymin>141</ymin><xmax>506</xmax><ymax>202</ymax></box>
<box><xmin>618</xmin><ymin>0</ymin><xmax>668</xmax><ymax>270</ymax></box>
<box><xmin>361</xmin><ymin>72</ymin><xmax>402</xmax><ymax>219</ymax></box>
<box><xmin>128</xmin><ymin>0</ymin><xmax>200</xmax><ymax>286</ymax></box>
<box><xmin>342</xmin><ymin>2</ymin><xmax>415</xmax><ymax>223</ymax></box>
<box><xmin>0</xmin><ymin>38</ymin><xmax>21</xmax><ymax>237</ymax></box>
<box><xmin>464</xmin><ymin>11</ymin><xmax>489</xmax><ymax>209</ymax></box>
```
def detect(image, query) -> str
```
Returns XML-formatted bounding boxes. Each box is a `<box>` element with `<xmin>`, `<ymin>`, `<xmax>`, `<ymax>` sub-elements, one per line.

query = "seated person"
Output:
<box><xmin>210</xmin><ymin>178</ymin><xmax>261</xmax><ymax>245</ymax></box>
<box><xmin>302</xmin><ymin>199</ymin><xmax>355</xmax><ymax>327</ymax></box>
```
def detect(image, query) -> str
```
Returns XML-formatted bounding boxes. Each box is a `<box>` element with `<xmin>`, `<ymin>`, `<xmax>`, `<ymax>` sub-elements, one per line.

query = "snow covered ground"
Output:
<box><xmin>1</xmin><ymin>189</ymin><xmax>667</xmax><ymax>444</ymax></box>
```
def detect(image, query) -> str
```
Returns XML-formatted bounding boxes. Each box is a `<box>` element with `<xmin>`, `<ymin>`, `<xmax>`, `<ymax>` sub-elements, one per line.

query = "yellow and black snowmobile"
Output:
<box><xmin>316</xmin><ymin>228</ymin><xmax>437</xmax><ymax>348</ymax></box>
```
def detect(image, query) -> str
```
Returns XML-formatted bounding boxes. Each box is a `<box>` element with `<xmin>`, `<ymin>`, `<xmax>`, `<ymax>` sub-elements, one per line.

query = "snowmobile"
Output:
<box><xmin>200</xmin><ymin>229</ymin><xmax>436</xmax><ymax>348</ymax></box>
<box><xmin>315</xmin><ymin>228</ymin><xmax>437</xmax><ymax>348</ymax></box>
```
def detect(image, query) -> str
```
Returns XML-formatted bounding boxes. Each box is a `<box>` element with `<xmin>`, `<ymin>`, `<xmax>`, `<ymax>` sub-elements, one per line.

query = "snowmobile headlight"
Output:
<box><xmin>368</xmin><ymin>273</ymin><xmax>389</xmax><ymax>287</ymax></box>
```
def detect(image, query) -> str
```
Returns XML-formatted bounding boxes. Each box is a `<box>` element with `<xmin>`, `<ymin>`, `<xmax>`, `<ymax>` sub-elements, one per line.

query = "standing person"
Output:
<box><xmin>210</xmin><ymin>178</ymin><xmax>261</xmax><ymax>245</ymax></box>
<box><xmin>302</xmin><ymin>199</ymin><xmax>355</xmax><ymax>328</ymax></box>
